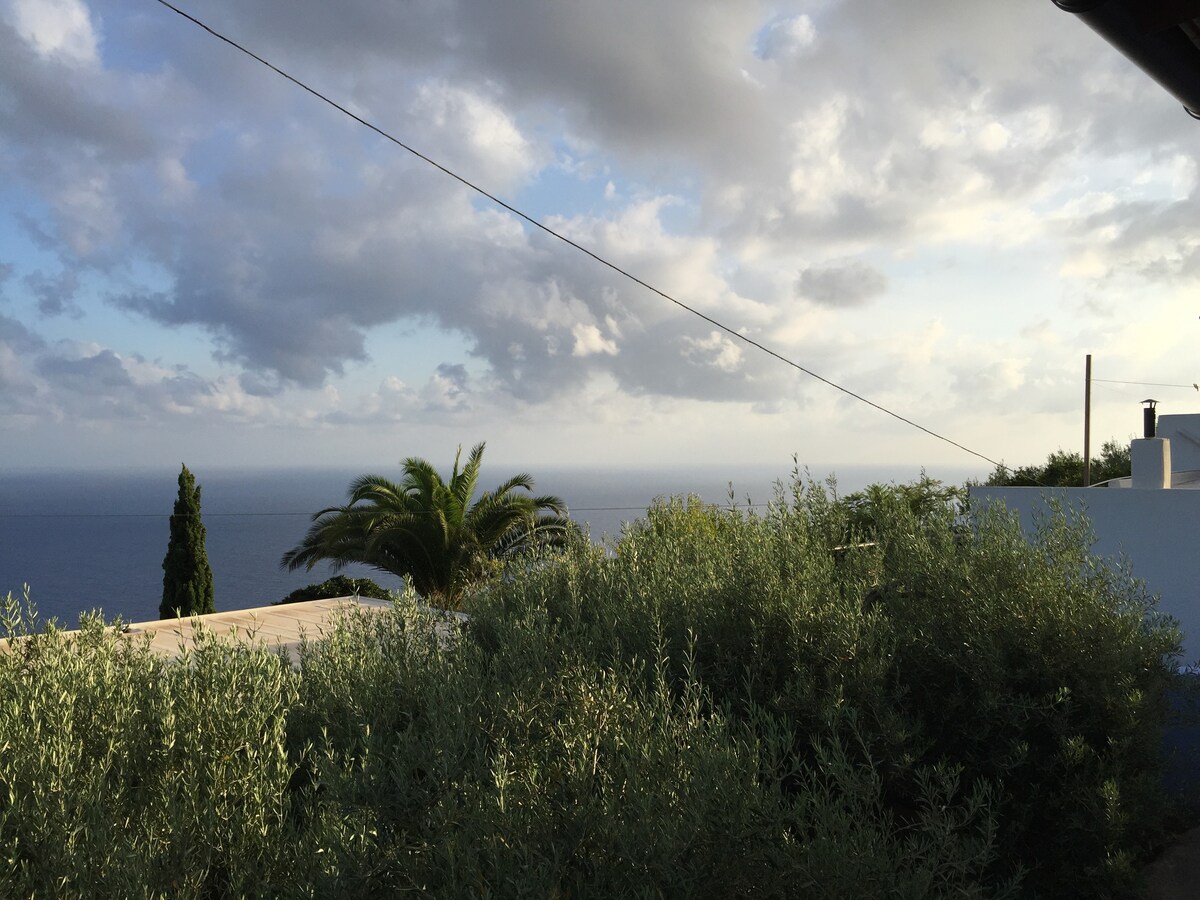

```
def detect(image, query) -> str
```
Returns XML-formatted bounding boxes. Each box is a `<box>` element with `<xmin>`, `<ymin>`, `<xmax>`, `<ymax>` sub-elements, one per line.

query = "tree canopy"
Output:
<box><xmin>275</xmin><ymin>576</ymin><xmax>390</xmax><ymax>606</ymax></box>
<box><xmin>841</xmin><ymin>474</ymin><xmax>963</xmax><ymax>539</ymax></box>
<box><xmin>985</xmin><ymin>439</ymin><xmax>1131</xmax><ymax>487</ymax></box>
<box><xmin>160</xmin><ymin>464</ymin><xmax>215</xmax><ymax>618</ymax></box>
<box><xmin>280</xmin><ymin>443</ymin><xmax>570</xmax><ymax>608</ymax></box>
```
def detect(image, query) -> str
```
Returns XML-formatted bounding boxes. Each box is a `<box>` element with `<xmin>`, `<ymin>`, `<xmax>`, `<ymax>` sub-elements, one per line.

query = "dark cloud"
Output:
<box><xmin>5</xmin><ymin>338</ymin><xmax>244</xmax><ymax>425</ymax></box>
<box><xmin>1109</xmin><ymin>191</ymin><xmax>1200</xmax><ymax>281</ymax></box>
<box><xmin>0</xmin><ymin>22</ymin><xmax>156</xmax><ymax>166</ymax></box>
<box><xmin>1055</xmin><ymin>183</ymin><xmax>1200</xmax><ymax>283</ymax></box>
<box><xmin>0</xmin><ymin>315</ymin><xmax>47</xmax><ymax>415</ymax></box>
<box><xmin>35</xmin><ymin>347</ymin><xmax>133</xmax><ymax>394</ymax></box>
<box><xmin>0</xmin><ymin>314</ymin><xmax>45</xmax><ymax>352</ymax></box>
<box><xmin>196</xmin><ymin>1</ymin><xmax>768</xmax><ymax>172</ymax></box>
<box><xmin>0</xmin><ymin>311</ymin><xmax>216</xmax><ymax>424</ymax></box>
<box><xmin>456</xmin><ymin>4</ymin><xmax>767</xmax><ymax>169</ymax></box>
<box><xmin>237</xmin><ymin>370</ymin><xmax>285</xmax><ymax>397</ymax></box>
<box><xmin>111</xmin><ymin>165</ymin><xmax>487</xmax><ymax>387</ymax></box>
<box><xmin>796</xmin><ymin>261</ymin><xmax>888</xmax><ymax>308</ymax></box>
<box><xmin>25</xmin><ymin>268</ymin><xmax>81</xmax><ymax>316</ymax></box>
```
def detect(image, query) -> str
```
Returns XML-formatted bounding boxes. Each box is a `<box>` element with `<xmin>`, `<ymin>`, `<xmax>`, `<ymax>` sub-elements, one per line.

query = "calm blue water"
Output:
<box><xmin>0</xmin><ymin>463</ymin><xmax>982</xmax><ymax>626</ymax></box>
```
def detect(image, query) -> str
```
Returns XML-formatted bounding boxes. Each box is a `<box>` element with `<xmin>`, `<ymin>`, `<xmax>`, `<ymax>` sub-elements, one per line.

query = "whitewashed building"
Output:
<box><xmin>969</xmin><ymin>410</ymin><xmax>1200</xmax><ymax>666</ymax></box>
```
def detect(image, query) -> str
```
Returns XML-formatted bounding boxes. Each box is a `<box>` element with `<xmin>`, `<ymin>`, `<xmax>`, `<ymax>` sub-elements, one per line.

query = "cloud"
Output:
<box><xmin>949</xmin><ymin>357</ymin><xmax>1028</xmax><ymax>406</ymax></box>
<box><xmin>0</xmin><ymin>313</ymin><xmax>44</xmax><ymax>352</ymax></box>
<box><xmin>2</xmin><ymin>0</ymin><xmax>1199</xmax><ymax>467</ymax></box>
<box><xmin>422</xmin><ymin>362</ymin><xmax>472</xmax><ymax>412</ymax></box>
<box><xmin>571</xmin><ymin>322</ymin><xmax>618</xmax><ymax>357</ymax></box>
<box><xmin>35</xmin><ymin>345</ymin><xmax>133</xmax><ymax>394</ymax></box>
<box><xmin>7</xmin><ymin>0</ymin><xmax>99</xmax><ymax>65</ymax></box>
<box><xmin>758</xmin><ymin>15</ymin><xmax>817</xmax><ymax>60</ymax></box>
<box><xmin>796</xmin><ymin>260</ymin><xmax>888</xmax><ymax>308</ymax></box>
<box><xmin>1050</xmin><ymin>175</ymin><xmax>1200</xmax><ymax>284</ymax></box>
<box><xmin>682</xmin><ymin>331</ymin><xmax>742</xmax><ymax>373</ymax></box>
<box><xmin>0</xmin><ymin>323</ymin><xmax>280</xmax><ymax>428</ymax></box>
<box><xmin>0</xmin><ymin>20</ymin><xmax>156</xmax><ymax>168</ymax></box>
<box><xmin>24</xmin><ymin>267</ymin><xmax>80</xmax><ymax>316</ymax></box>
<box><xmin>409</xmin><ymin>80</ymin><xmax>541</xmax><ymax>190</ymax></box>
<box><xmin>0</xmin><ymin>314</ymin><xmax>47</xmax><ymax>415</ymax></box>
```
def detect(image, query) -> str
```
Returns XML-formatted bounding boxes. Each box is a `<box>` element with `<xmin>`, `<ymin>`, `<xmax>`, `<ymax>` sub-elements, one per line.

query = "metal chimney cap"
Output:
<box><xmin>1142</xmin><ymin>398</ymin><xmax>1159</xmax><ymax>407</ymax></box>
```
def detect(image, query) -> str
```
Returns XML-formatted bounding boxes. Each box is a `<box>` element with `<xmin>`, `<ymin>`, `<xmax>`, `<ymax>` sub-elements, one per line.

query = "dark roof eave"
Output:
<box><xmin>1053</xmin><ymin>0</ymin><xmax>1200</xmax><ymax>118</ymax></box>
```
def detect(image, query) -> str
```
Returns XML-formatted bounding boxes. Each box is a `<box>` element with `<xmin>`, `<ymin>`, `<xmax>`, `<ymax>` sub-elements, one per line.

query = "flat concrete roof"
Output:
<box><xmin>1</xmin><ymin>596</ymin><xmax>393</xmax><ymax>665</ymax></box>
<box><xmin>133</xmin><ymin>596</ymin><xmax>393</xmax><ymax>663</ymax></box>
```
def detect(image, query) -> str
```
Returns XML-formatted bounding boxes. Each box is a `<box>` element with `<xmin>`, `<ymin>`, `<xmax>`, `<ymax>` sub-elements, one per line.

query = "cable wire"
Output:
<box><xmin>153</xmin><ymin>0</ymin><xmax>1018</xmax><ymax>474</ymax></box>
<box><xmin>1093</xmin><ymin>378</ymin><xmax>1199</xmax><ymax>390</ymax></box>
<box><xmin>0</xmin><ymin>503</ymin><xmax>774</xmax><ymax>519</ymax></box>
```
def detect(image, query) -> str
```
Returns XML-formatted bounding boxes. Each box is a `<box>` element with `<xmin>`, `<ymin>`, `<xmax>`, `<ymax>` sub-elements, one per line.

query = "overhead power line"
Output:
<box><xmin>0</xmin><ymin>503</ymin><xmax>771</xmax><ymax>520</ymax></box>
<box><xmin>1093</xmin><ymin>379</ymin><xmax>1199</xmax><ymax>390</ymax></box>
<box><xmin>153</xmin><ymin>0</ymin><xmax>1013</xmax><ymax>473</ymax></box>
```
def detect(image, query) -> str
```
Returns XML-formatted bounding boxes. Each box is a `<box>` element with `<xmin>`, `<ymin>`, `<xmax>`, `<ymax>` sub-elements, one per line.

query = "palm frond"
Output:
<box><xmin>489</xmin><ymin>472</ymin><xmax>535</xmax><ymax>496</ymax></box>
<box><xmin>449</xmin><ymin>442</ymin><xmax>485</xmax><ymax>510</ymax></box>
<box><xmin>279</xmin><ymin>442</ymin><xmax>575</xmax><ymax>609</ymax></box>
<box><xmin>528</xmin><ymin>493</ymin><xmax>567</xmax><ymax>515</ymax></box>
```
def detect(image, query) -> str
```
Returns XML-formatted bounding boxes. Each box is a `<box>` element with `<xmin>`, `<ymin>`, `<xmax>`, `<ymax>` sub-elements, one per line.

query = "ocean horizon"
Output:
<box><xmin>0</xmin><ymin>461</ymin><xmax>986</xmax><ymax>627</ymax></box>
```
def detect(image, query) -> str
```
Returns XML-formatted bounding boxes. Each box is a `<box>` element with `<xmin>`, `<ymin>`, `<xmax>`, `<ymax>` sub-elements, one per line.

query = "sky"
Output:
<box><xmin>1</xmin><ymin>0</ymin><xmax>1198</xmax><ymax>475</ymax></box>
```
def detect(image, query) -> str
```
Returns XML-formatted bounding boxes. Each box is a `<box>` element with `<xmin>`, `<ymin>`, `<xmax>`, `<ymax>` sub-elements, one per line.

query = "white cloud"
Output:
<box><xmin>192</xmin><ymin>376</ymin><xmax>273</xmax><ymax>419</ymax></box>
<box><xmin>156</xmin><ymin>156</ymin><xmax>196</xmax><ymax>204</ymax></box>
<box><xmin>410</xmin><ymin>81</ymin><xmax>540</xmax><ymax>189</ymax></box>
<box><xmin>571</xmin><ymin>323</ymin><xmax>618</xmax><ymax>357</ymax></box>
<box><xmin>51</xmin><ymin>171</ymin><xmax>120</xmax><ymax>257</ymax></box>
<box><xmin>420</xmin><ymin>363</ymin><xmax>473</xmax><ymax>412</ymax></box>
<box><xmin>977</xmin><ymin>122</ymin><xmax>1011</xmax><ymax>153</ymax></box>
<box><xmin>760</xmin><ymin>14</ymin><xmax>816</xmax><ymax>59</ymax></box>
<box><xmin>950</xmin><ymin>357</ymin><xmax>1027</xmax><ymax>403</ymax></box>
<box><xmin>8</xmin><ymin>0</ymin><xmax>98</xmax><ymax>64</ymax></box>
<box><xmin>786</xmin><ymin>95</ymin><xmax>863</xmax><ymax>214</ymax></box>
<box><xmin>682</xmin><ymin>331</ymin><xmax>743</xmax><ymax>374</ymax></box>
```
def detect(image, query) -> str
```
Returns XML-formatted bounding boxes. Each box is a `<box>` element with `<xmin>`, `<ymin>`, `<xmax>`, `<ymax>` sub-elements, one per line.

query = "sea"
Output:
<box><xmin>0</xmin><ymin>462</ymin><xmax>984</xmax><ymax>627</ymax></box>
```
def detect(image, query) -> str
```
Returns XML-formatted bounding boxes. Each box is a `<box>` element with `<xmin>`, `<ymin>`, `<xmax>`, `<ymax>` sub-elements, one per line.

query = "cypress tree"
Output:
<box><xmin>160</xmin><ymin>463</ymin><xmax>215</xmax><ymax>618</ymax></box>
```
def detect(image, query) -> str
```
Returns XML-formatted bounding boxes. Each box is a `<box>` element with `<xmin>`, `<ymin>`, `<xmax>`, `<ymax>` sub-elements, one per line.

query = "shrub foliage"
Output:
<box><xmin>0</xmin><ymin>473</ymin><xmax>1181</xmax><ymax>898</ymax></box>
<box><xmin>275</xmin><ymin>574</ymin><xmax>391</xmax><ymax>605</ymax></box>
<box><xmin>986</xmin><ymin>439</ymin><xmax>1132</xmax><ymax>487</ymax></box>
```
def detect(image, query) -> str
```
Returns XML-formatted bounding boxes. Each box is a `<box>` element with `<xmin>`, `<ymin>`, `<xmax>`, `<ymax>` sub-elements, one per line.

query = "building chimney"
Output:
<box><xmin>1132</xmin><ymin>400</ymin><xmax>1170</xmax><ymax>489</ymax></box>
<box><xmin>1143</xmin><ymin>398</ymin><xmax>1158</xmax><ymax>438</ymax></box>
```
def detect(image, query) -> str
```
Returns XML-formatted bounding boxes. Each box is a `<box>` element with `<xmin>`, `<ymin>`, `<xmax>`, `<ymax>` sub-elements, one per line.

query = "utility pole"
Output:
<box><xmin>1083</xmin><ymin>354</ymin><xmax>1092</xmax><ymax>487</ymax></box>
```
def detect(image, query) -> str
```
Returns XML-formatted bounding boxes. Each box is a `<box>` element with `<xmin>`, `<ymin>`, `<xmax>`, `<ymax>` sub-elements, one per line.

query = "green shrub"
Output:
<box><xmin>986</xmin><ymin>439</ymin><xmax>1132</xmax><ymax>487</ymax></box>
<box><xmin>471</xmin><ymin>475</ymin><xmax>1180</xmax><ymax>897</ymax></box>
<box><xmin>286</xmin><ymin>601</ymin><xmax>1009</xmax><ymax>898</ymax></box>
<box><xmin>275</xmin><ymin>574</ymin><xmax>392</xmax><ymax>605</ymax></box>
<box><xmin>0</xmin><ymin>471</ymin><xmax>1180</xmax><ymax>898</ymax></box>
<box><xmin>0</xmin><ymin>596</ymin><xmax>302</xmax><ymax>897</ymax></box>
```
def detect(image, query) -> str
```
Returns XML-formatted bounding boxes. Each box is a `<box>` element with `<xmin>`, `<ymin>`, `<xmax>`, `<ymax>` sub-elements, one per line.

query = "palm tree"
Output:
<box><xmin>280</xmin><ymin>443</ymin><xmax>570</xmax><ymax>608</ymax></box>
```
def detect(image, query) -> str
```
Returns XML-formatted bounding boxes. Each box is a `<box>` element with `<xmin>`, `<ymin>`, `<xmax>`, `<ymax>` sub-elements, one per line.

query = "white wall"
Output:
<box><xmin>1158</xmin><ymin>415</ymin><xmax>1200</xmax><ymax>473</ymax></box>
<box><xmin>969</xmin><ymin>486</ymin><xmax>1200</xmax><ymax>666</ymax></box>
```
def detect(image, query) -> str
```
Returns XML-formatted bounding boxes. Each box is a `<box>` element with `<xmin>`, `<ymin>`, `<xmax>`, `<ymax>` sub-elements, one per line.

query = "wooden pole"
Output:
<box><xmin>1084</xmin><ymin>354</ymin><xmax>1092</xmax><ymax>486</ymax></box>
